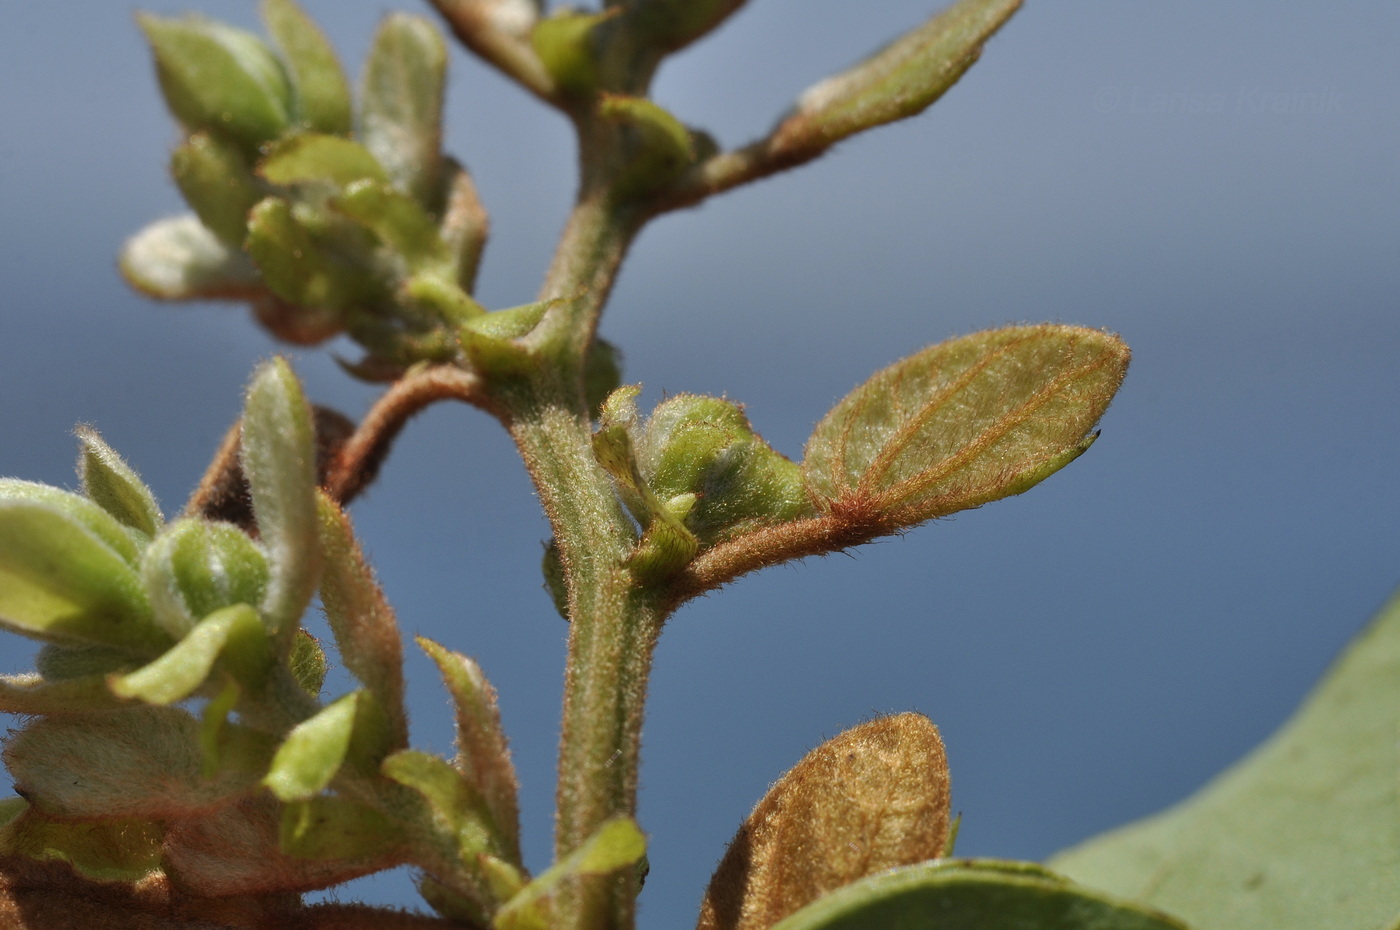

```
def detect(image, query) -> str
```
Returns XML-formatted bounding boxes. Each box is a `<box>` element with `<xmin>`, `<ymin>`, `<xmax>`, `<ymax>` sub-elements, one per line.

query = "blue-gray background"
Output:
<box><xmin>2</xmin><ymin>1</ymin><xmax>1397</xmax><ymax>924</ymax></box>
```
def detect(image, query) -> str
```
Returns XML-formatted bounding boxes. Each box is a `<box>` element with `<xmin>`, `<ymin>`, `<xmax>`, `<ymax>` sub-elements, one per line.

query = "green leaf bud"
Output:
<box><xmin>261</xmin><ymin>0</ymin><xmax>353</xmax><ymax>135</ymax></box>
<box><xmin>804</xmin><ymin>326</ymin><xmax>1128</xmax><ymax>529</ymax></box>
<box><xmin>258</xmin><ymin>132</ymin><xmax>390</xmax><ymax>188</ymax></box>
<box><xmin>541</xmin><ymin>538</ymin><xmax>570</xmax><ymax>620</ymax></box>
<box><xmin>334</xmin><ymin>179</ymin><xmax>449</xmax><ymax>271</ymax></box>
<box><xmin>770</xmin><ymin>0</ymin><xmax>1021</xmax><ymax>163</ymax></box>
<box><xmin>75</xmin><ymin>426</ymin><xmax>164</xmax><ymax>538</ymax></box>
<box><xmin>0</xmin><ymin>488</ymin><xmax>161</xmax><ymax>652</ymax></box>
<box><xmin>137</xmin><ymin>13</ymin><xmax>292</xmax><ymax>157</ymax></box>
<box><xmin>289</xmin><ymin>629</ymin><xmax>329</xmax><ymax>697</ymax></box>
<box><xmin>141</xmin><ymin>518</ymin><xmax>270</xmax><ymax>639</ymax></box>
<box><xmin>171</xmin><ymin>132</ymin><xmax>265</xmax><ymax>248</ymax></box>
<box><xmin>245</xmin><ymin>197</ymin><xmax>364</xmax><ymax>312</ymax></box>
<box><xmin>531</xmin><ymin>9</ymin><xmax>609</xmax><ymax>97</ymax></box>
<box><xmin>240</xmin><ymin>357</ymin><xmax>322</xmax><ymax>640</ymax></box>
<box><xmin>598</xmin><ymin>94</ymin><xmax>700</xmax><ymax>198</ymax></box>
<box><xmin>119</xmin><ymin>215</ymin><xmax>261</xmax><ymax>301</ymax></box>
<box><xmin>418</xmin><ymin>636</ymin><xmax>522</xmax><ymax>864</ymax></box>
<box><xmin>382</xmin><ymin>750</ymin><xmax>508</xmax><ymax>866</ymax></box>
<box><xmin>0</xmin><ymin>479</ymin><xmax>144</xmax><ymax>566</ymax></box>
<box><xmin>638</xmin><ymin>395</ymin><xmax>812</xmax><ymax>545</ymax></box>
<box><xmin>358</xmin><ymin>14</ymin><xmax>448</xmax><ymax>205</ymax></box>
<box><xmin>317</xmin><ymin>493</ymin><xmax>408</xmax><ymax>748</ymax></box>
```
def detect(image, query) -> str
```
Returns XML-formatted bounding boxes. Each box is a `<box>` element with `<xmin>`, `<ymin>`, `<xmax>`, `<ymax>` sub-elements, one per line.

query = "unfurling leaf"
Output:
<box><xmin>75</xmin><ymin>426</ymin><xmax>163</xmax><ymax>538</ymax></box>
<box><xmin>119</xmin><ymin>215</ymin><xmax>261</xmax><ymax>301</ymax></box>
<box><xmin>767</xmin><ymin>860</ymin><xmax>1188</xmax><ymax>930</ymax></box>
<box><xmin>4</xmin><ymin>706</ymin><xmax>265</xmax><ymax>819</ymax></box>
<box><xmin>137</xmin><ymin>13</ymin><xmax>292</xmax><ymax>156</ymax></box>
<box><xmin>359</xmin><ymin>14</ymin><xmax>448</xmax><ymax>205</ymax></box>
<box><xmin>318</xmin><ymin>493</ymin><xmax>408</xmax><ymax>747</ymax></box>
<box><xmin>804</xmin><ymin>325</ymin><xmax>1128</xmax><ymax>528</ymax></box>
<box><xmin>261</xmin><ymin>0</ymin><xmax>353</xmax><ymax>135</ymax></box>
<box><xmin>419</xmin><ymin>636</ymin><xmax>521</xmax><ymax>863</ymax></box>
<box><xmin>108</xmin><ymin>603</ymin><xmax>270</xmax><ymax>705</ymax></box>
<box><xmin>531</xmin><ymin>9</ymin><xmax>608</xmax><ymax>97</ymax></box>
<box><xmin>770</xmin><ymin>0</ymin><xmax>1022</xmax><ymax>162</ymax></box>
<box><xmin>697</xmin><ymin>713</ymin><xmax>950</xmax><ymax>930</ymax></box>
<box><xmin>241</xmin><ymin>358</ymin><xmax>322</xmax><ymax>639</ymax></box>
<box><xmin>494</xmin><ymin>816</ymin><xmax>646</xmax><ymax>930</ymax></box>
<box><xmin>140</xmin><ymin>518</ymin><xmax>270</xmax><ymax>638</ymax></box>
<box><xmin>264</xmin><ymin>691</ymin><xmax>393</xmax><ymax>802</ymax></box>
<box><xmin>263</xmin><ymin>692</ymin><xmax>359</xmax><ymax>802</ymax></box>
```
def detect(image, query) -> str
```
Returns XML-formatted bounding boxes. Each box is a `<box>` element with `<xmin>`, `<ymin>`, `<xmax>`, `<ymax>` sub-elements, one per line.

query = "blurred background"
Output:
<box><xmin>1</xmin><ymin>0</ymin><xmax>1397</xmax><ymax>924</ymax></box>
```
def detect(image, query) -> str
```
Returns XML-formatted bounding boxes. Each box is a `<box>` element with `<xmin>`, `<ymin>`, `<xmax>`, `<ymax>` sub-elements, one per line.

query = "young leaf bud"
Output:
<box><xmin>317</xmin><ymin>493</ymin><xmax>408</xmax><ymax>748</ymax></box>
<box><xmin>597</xmin><ymin>95</ymin><xmax>699</xmax><ymax>199</ymax></box>
<box><xmin>119</xmin><ymin>215</ymin><xmax>262</xmax><ymax>302</ymax></box>
<box><xmin>75</xmin><ymin>427</ymin><xmax>163</xmax><ymax>539</ymax></box>
<box><xmin>531</xmin><ymin>9</ymin><xmax>610</xmax><ymax>97</ymax></box>
<box><xmin>137</xmin><ymin>14</ymin><xmax>293</xmax><ymax>157</ymax></box>
<box><xmin>241</xmin><ymin>358</ymin><xmax>322</xmax><ymax>640</ymax></box>
<box><xmin>0</xmin><ymin>486</ymin><xmax>160</xmax><ymax>652</ymax></box>
<box><xmin>803</xmin><ymin>325</ymin><xmax>1129</xmax><ymax>529</ymax></box>
<box><xmin>770</xmin><ymin>0</ymin><xmax>1022</xmax><ymax>164</ymax></box>
<box><xmin>638</xmin><ymin>395</ymin><xmax>812</xmax><ymax>545</ymax></box>
<box><xmin>140</xmin><ymin>519</ymin><xmax>270</xmax><ymax>638</ymax></box>
<box><xmin>261</xmin><ymin>0</ymin><xmax>353</xmax><ymax>135</ymax></box>
<box><xmin>697</xmin><ymin>713</ymin><xmax>950</xmax><ymax>930</ymax></box>
<box><xmin>170</xmin><ymin>133</ymin><xmax>265</xmax><ymax>248</ymax></box>
<box><xmin>359</xmin><ymin>14</ymin><xmax>448</xmax><ymax>206</ymax></box>
<box><xmin>418</xmin><ymin>636</ymin><xmax>522</xmax><ymax>864</ymax></box>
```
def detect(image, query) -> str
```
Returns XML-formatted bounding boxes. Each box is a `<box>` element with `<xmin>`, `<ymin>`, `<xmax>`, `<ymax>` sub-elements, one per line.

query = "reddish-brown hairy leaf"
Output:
<box><xmin>697</xmin><ymin>713</ymin><xmax>950</xmax><ymax>930</ymax></box>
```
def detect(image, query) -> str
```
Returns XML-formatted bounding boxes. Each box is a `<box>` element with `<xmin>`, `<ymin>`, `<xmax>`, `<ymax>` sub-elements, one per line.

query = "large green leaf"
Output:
<box><xmin>1050</xmin><ymin>590</ymin><xmax>1400</xmax><ymax>930</ymax></box>
<box><xmin>768</xmin><ymin>860</ymin><xmax>1186</xmax><ymax>930</ymax></box>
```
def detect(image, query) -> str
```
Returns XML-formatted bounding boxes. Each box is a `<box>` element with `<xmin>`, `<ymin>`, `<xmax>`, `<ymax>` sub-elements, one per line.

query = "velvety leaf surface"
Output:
<box><xmin>75</xmin><ymin>427</ymin><xmax>163</xmax><ymax>538</ymax></box>
<box><xmin>137</xmin><ymin>13</ymin><xmax>291</xmax><ymax>155</ymax></box>
<box><xmin>697</xmin><ymin>713</ymin><xmax>949</xmax><ymax>930</ymax></box>
<box><xmin>119</xmin><ymin>215</ymin><xmax>260</xmax><ymax>301</ymax></box>
<box><xmin>1050</xmin><ymin>590</ymin><xmax>1400</xmax><ymax>930</ymax></box>
<box><xmin>358</xmin><ymin>14</ymin><xmax>447</xmax><ymax>204</ymax></box>
<box><xmin>240</xmin><ymin>358</ymin><xmax>321</xmax><ymax>638</ymax></box>
<box><xmin>804</xmin><ymin>326</ymin><xmax>1128</xmax><ymax>526</ymax></box>
<box><xmin>261</xmin><ymin>0</ymin><xmax>353</xmax><ymax>134</ymax></box>
<box><xmin>4</xmin><ymin>706</ymin><xmax>262</xmax><ymax>819</ymax></box>
<box><xmin>768</xmin><ymin>860</ymin><xmax>1187</xmax><ymax>930</ymax></box>
<box><xmin>773</xmin><ymin>0</ymin><xmax>1022</xmax><ymax>158</ymax></box>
